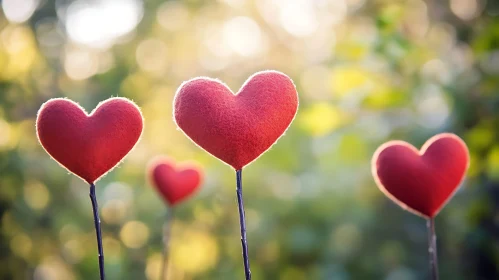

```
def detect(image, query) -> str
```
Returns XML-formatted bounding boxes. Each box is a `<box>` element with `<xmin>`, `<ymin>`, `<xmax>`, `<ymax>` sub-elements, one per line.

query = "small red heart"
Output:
<box><xmin>148</xmin><ymin>157</ymin><xmax>203</xmax><ymax>206</ymax></box>
<box><xmin>36</xmin><ymin>97</ymin><xmax>144</xmax><ymax>183</ymax></box>
<box><xmin>173</xmin><ymin>71</ymin><xmax>299</xmax><ymax>170</ymax></box>
<box><xmin>372</xmin><ymin>133</ymin><xmax>470</xmax><ymax>218</ymax></box>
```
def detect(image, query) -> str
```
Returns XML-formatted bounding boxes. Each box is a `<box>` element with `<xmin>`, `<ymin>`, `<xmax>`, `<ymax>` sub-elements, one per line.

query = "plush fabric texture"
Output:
<box><xmin>174</xmin><ymin>70</ymin><xmax>299</xmax><ymax>170</ymax></box>
<box><xmin>149</xmin><ymin>157</ymin><xmax>203</xmax><ymax>206</ymax></box>
<box><xmin>36</xmin><ymin>97</ymin><xmax>144</xmax><ymax>183</ymax></box>
<box><xmin>372</xmin><ymin>133</ymin><xmax>469</xmax><ymax>218</ymax></box>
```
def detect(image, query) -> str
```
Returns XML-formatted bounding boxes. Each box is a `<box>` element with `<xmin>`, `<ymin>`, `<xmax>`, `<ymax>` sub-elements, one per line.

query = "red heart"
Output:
<box><xmin>372</xmin><ymin>133</ymin><xmax>469</xmax><ymax>218</ymax></box>
<box><xmin>36</xmin><ymin>97</ymin><xmax>144</xmax><ymax>183</ymax></box>
<box><xmin>148</xmin><ymin>157</ymin><xmax>203</xmax><ymax>206</ymax></box>
<box><xmin>173</xmin><ymin>71</ymin><xmax>299</xmax><ymax>170</ymax></box>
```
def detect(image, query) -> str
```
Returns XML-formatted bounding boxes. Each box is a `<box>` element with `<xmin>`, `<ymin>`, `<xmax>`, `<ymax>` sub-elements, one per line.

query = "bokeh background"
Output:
<box><xmin>0</xmin><ymin>0</ymin><xmax>498</xmax><ymax>279</ymax></box>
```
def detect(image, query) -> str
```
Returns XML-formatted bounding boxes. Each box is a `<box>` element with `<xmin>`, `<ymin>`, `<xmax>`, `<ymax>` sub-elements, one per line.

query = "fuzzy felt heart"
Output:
<box><xmin>149</xmin><ymin>157</ymin><xmax>203</xmax><ymax>206</ymax></box>
<box><xmin>173</xmin><ymin>70</ymin><xmax>299</xmax><ymax>170</ymax></box>
<box><xmin>36</xmin><ymin>97</ymin><xmax>144</xmax><ymax>183</ymax></box>
<box><xmin>372</xmin><ymin>133</ymin><xmax>469</xmax><ymax>218</ymax></box>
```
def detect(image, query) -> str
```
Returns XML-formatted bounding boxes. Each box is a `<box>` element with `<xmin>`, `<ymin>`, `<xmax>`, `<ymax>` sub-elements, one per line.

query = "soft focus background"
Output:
<box><xmin>0</xmin><ymin>0</ymin><xmax>498</xmax><ymax>279</ymax></box>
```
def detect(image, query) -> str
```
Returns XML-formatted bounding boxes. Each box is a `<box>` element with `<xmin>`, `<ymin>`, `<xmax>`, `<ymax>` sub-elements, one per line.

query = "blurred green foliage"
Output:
<box><xmin>0</xmin><ymin>0</ymin><xmax>498</xmax><ymax>279</ymax></box>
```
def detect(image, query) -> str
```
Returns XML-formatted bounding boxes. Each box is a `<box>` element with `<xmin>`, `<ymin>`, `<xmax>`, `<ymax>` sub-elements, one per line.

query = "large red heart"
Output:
<box><xmin>372</xmin><ymin>133</ymin><xmax>469</xmax><ymax>218</ymax></box>
<box><xmin>36</xmin><ymin>97</ymin><xmax>144</xmax><ymax>183</ymax></box>
<box><xmin>173</xmin><ymin>71</ymin><xmax>299</xmax><ymax>170</ymax></box>
<box><xmin>148</xmin><ymin>157</ymin><xmax>203</xmax><ymax>206</ymax></box>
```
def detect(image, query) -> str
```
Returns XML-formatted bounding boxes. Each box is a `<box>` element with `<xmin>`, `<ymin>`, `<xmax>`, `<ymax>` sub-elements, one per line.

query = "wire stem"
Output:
<box><xmin>89</xmin><ymin>183</ymin><xmax>105</xmax><ymax>280</ymax></box>
<box><xmin>160</xmin><ymin>209</ymin><xmax>174</xmax><ymax>280</ymax></box>
<box><xmin>236</xmin><ymin>169</ymin><xmax>252</xmax><ymax>280</ymax></box>
<box><xmin>427</xmin><ymin>217</ymin><xmax>439</xmax><ymax>280</ymax></box>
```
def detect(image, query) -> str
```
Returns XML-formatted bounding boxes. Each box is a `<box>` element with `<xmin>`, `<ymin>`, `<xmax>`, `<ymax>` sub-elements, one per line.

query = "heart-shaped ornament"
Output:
<box><xmin>372</xmin><ymin>133</ymin><xmax>470</xmax><ymax>218</ymax></box>
<box><xmin>149</xmin><ymin>157</ymin><xmax>203</xmax><ymax>206</ymax></box>
<box><xmin>173</xmin><ymin>70</ymin><xmax>299</xmax><ymax>170</ymax></box>
<box><xmin>36</xmin><ymin>97</ymin><xmax>144</xmax><ymax>183</ymax></box>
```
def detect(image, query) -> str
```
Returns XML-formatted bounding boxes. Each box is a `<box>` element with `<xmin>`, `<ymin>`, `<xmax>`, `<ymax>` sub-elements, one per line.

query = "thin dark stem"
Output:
<box><xmin>427</xmin><ymin>217</ymin><xmax>439</xmax><ymax>280</ymax></box>
<box><xmin>89</xmin><ymin>183</ymin><xmax>105</xmax><ymax>280</ymax></box>
<box><xmin>160</xmin><ymin>209</ymin><xmax>174</xmax><ymax>280</ymax></box>
<box><xmin>236</xmin><ymin>169</ymin><xmax>252</xmax><ymax>280</ymax></box>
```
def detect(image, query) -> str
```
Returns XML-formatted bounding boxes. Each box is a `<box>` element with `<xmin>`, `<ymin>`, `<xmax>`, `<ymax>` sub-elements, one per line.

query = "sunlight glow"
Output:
<box><xmin>223</xmin><ymin>17</ymin><xmax>263</xmax><ymax>57</ymax></box>
<box><xmin>1</xmin><ymin>0</ymin><xmax>39</xmax><ymax>23</ymax></box>
<box><xmin>136</xmin><ymin>39</ymin><xmax>169</xmax><ymax>74</ymax></box>
<box><xmin>65</xmin><ymin>0</ymin><xmax>143</xmax><ymax>48</ymax></box>
<box><xmin>64</xmin><ymin>48</ymin><xmax>99</xmax><ymax>80</ymax></box>
<box><xmin>279</xmin><ymin>0</ymin><xmax>319</xmax><ymax>37</ymax></box>
<box><xmin>258</xmin><ymin>0</ymin><xmax>346</xmax><ymax>37</ymax></box>
<box><xmin>157</xmin><ymin>1</ymin><xmax>190</xmax><ymax>31</ymax></box>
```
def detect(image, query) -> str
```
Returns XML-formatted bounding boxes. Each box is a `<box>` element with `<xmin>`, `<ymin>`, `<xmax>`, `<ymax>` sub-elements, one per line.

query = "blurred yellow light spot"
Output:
<box><xmin>0</xmin><ymin>119</ymin><xmax>12</xmax><ymax>149</ymax></box>
<box><xmin>146</xmin><ymin>253</ymin><xmax>185</xmax><ymax>280</ymax></box>
<box><xmin>0</xmin><ymin>25</ymin><xmax>38</xmax><ymax>79</ymax></box>
<box><xmin>260</xmin><ymin>241</ymin><xmax>279</xmax><ymax>263</ymax></box>
<box><xmin>193</xmin><ymin>208</ymin><xmax>216</xmax><ymax>227</ymax></box>
<box><xmin>337</xmin><ymin>134</ymin><xmax>368</xmax><ymax>164</ymax></box>
<box><xmin>120</xmin><ymin>221</ymin><xmax>150</xmax><ymax>249</ymax></box>
<box><xmin>63</xmin><ymin>239</ymin><xmax>85</xmax><ymax>263</ymax></box>
<box><xmin>450</xmin><ymin>0</ymin><xmax>482</xmax><ymax>21</ymax></box>
<box><xmin>0</xmin><ymin>177</ymin><xmax>17</xmax><ymax>203</ymax></box>
<box><xmin>145</xmin><ymin>253</ymin><xmax>162</xmax><ymax>280</ymax></box>
<box><xmin>147</xmin><ymin>252</ymin><xmax>185</xmax><ymax>280</ymax></box>
<box><xmin>486</xmin><ymin>146</ymin><xmax>499</xmax><ymax>180</ymax></box>
<box><xmin>2</xmin><ymin>25</ymin><xmax>35</xmax><ymax>53</ymax></box>
<box><xmin>102</xmin><ymin>200</ymin><xmax>128</xmax><ymax>224</ymax></box>
<box><xmin>59</xmin><ymin>225</ymin><xmax>80</xmax><ymax>243</ymax></box>
<box><xmin>170</xmin><ymin>229</ymin><xmax>219</xmax><ymax>275</ymax></box>
<box><xmin>362</xmin><ymin>89</ymin><xmax>406</xmax><ymax>109</ymax></box>
<box><xmin>64</xmin><ymin>48</ymin><xmax>99</xmax><ymax>80</ymax></box>
<box><xmin>24</xmin><ymin>180</ymin><xmax>50</xmax><ymax>210</ymax></box>
<box><xmin>298</xmin><ymin>103</ymin><xmax>348</xmax><ymax>137</ymax></box>
<box><xmin>421</xmin><ymin>59</ymin><xmax>451</xmax><ymax>84</ymax></box>
<box><xmin>198</xmin><ymin>46</ymin><xmax>230</xmax><ymax>71</ymax></box>
<box><xmin>378</xmin><ymin>4</ymin><xmax>404</xmax><ymax>32</ymax></box>
<box><xmin>157</xmin><ymin>1</ymin><xmax>190</xmax><ymax>31</ymax></box>
<box><xmin>103</xmin><ymin>237</ymin><xmax>123</xmax><ymax>258</ymax></box>
<box><xmin>136</xmin><ymin>39</ymin><xmax>168</xmax><ymax>74</ymax></box>
<box><xmin>34</xmin><ymin>256</ymin><xmax>76</xmax><ymax>280</ymax></box>
<box><xmin>2</xmin><ymin>212</ymin><xmax>20</xmax><ymax>236</ymax></box>
<box><xmin>120</xmin><ymin>72</ymin><xmax>151</xmax><ymax>99</ymax></box>
<box><xmin>17</xmin><ymin>120</ymin><xmax>39</xmax><ymax>152</ymax></box>
<box><xmin>10</xmin><ymin>233</ymin><xmax>32</xmax><ymax>258</ymax></box>
<box><xmin>427</xmin><ymin>23</ymin><xmax>456</xmax><ymax>52</ymax></box>
<box><xmin>466</xmin><ymin>124</ymin><xmax>494</xmax><ymax>151</ymax></box>
<box><xmin>300</xmin><ymin>66</ymin><xmax>333</xmax><ymax>101</ymax></box>
<box><xmin>335</xmin><ymin>42</ymin><xmax>368</xmax><ymax>61</ymax></box>
<box><xmin>331</xmin><ymin>66</ymin><xmax>371</xmax><ymax>97</ymax></box>
<box><xmin>467</xmin><ymin>152</ymin><xmax>481</xmax><ymax>178</ymax></box>
<box><xmin>403</xmin><ymin>0</ymin><xmax>429</xmax><ymax>38</ymax></box>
